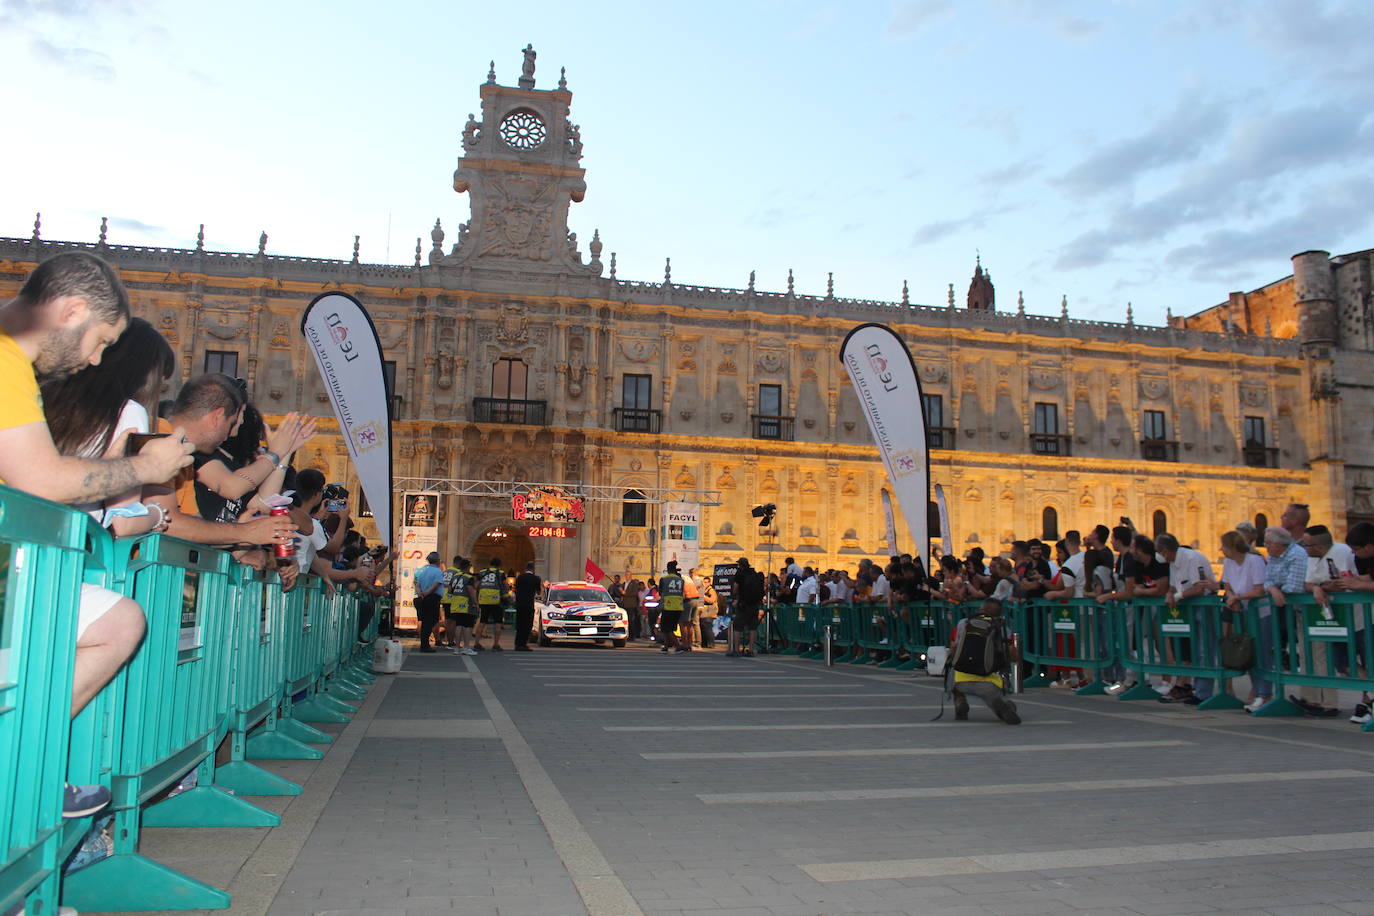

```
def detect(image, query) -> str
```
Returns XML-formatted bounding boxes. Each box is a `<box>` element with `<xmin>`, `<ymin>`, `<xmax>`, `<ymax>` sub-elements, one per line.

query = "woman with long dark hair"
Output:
<box><xmin>42</xmin><ymin>317</ymin><xmax>175</xmax><ymax>535</ymax></box>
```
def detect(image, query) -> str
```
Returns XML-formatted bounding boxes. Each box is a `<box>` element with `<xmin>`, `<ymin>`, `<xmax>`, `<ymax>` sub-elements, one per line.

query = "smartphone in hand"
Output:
<box><xmin>126</xmin><ymin>432</ymin><xmax>170</xmax><ymax>456</ymax></box>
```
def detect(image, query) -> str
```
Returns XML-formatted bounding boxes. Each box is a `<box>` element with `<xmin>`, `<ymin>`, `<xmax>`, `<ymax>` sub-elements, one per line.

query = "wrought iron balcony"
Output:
<box><xmin>752</xmin><ymin>414</ymin><xmax>796</xmax><ymax>441</ymax></box>
<box><xmin>1030</xmin><ymin>433</ymin><xmax>1072</xmax><ymax>456</ymax></box>
<box><xmin>613</xmin><ymin>407</ymin><xmax>662</xmax><ymax>434</ymax></box>
<box><xmin>1140</xmin><ymin>439</ymin><xmax>1180</xmax><ymax>462</ymax></box>
<box><xmin>927</xmin><ymin>426</ymin><xmax>957</xmax><ymax>450</ymax></box>
<box><xmin>472</xmin><ymin>397</ymin><xmax>548</xmax><ymax>426</ymax></box>
<box><xmin>1243</xmin><ymin>444</ymin><xmax>1279</xmax><ymax>468</ymax></box>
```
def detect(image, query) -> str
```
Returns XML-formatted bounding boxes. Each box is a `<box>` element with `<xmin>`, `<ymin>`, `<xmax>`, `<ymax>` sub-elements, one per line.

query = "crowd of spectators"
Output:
<box><xmin>0</xmin><ymin>252</ymin><xmax>392</xmax><ymax>819</ymax></box>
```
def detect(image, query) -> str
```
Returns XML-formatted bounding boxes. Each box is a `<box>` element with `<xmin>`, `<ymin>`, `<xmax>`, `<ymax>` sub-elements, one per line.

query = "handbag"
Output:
<box><xmin>1219</xmin><ymin>632</ymin><xmax>1255</xmax><ymax>671</ymax></box>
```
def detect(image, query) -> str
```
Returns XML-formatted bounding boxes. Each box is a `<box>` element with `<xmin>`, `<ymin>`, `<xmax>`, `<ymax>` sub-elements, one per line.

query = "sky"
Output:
<box><xmin>2</xmin><ymin>0</ymin><xmax>1372</xmax><ymax>325</ymax></box>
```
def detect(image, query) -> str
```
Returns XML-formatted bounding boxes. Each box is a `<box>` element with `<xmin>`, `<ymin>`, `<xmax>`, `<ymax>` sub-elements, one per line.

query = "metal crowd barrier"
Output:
<box><xmin>0</xmin><ymin>486</ymin><xmax>373</xmax><ymax>913</ymax></box>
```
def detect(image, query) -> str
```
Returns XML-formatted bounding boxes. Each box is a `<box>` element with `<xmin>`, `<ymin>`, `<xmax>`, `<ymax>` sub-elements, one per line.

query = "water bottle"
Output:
<box><xmin>1007</xmin><ymin>632</ymin><xmax>1023</xmax><ymax>694</ymax></box>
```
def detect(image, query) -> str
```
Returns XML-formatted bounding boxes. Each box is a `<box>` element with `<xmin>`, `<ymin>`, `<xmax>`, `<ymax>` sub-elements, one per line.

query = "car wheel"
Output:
<box><xmin>538</xmin><ymin>632</ymin><xmax>552</xmax><ymax>647</ymax></box>
<box><xmin>612</xmin><ymin>638</ymin><xmax>626</xmax><ymax>648</ymax></box>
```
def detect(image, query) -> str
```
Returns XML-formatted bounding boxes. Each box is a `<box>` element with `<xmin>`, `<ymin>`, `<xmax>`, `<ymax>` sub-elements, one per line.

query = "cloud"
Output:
<box><xmin>888</xmin><ymin>0</ymin><xmax>954</xmax><ymax>37</ymax></box>
<box><xmin>106</xmin><ymin>215</ymin><xmax>169</xmax><ymax>235</ymax></box>
<box><xmin>1054</xmin><ymin>98</ymin><xmax>1374</xmax><ymax>270</ymax></box>
<box><xmin>978</xmin><ymin>157</ymin><xmax>1042</xmax><ymax>188</ymax></box>
<box><xmin>910</xmin><ymin>205</ymin><xmax>1016</xmax><ymax>246</ymax></box>
<box><xmin>28</xmin><ymin>35</ymin><xmax>114</xmax><ymax>80</ymax></box>
<box><xmin>1055</xmin><ymin>97</ymin><xmax>1232</xmax><ymax>196</ymax></box>
<box><xmin>1164</xmin><ymin>178</ymin><xmax>1374</xmax><ymax>277</ymax></box>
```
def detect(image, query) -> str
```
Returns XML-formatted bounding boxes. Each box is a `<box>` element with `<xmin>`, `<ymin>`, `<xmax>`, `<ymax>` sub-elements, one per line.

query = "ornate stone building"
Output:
<box><xmin>3</xmin><ymin>48</ymin><xmax>1371</xmax><ymax>578</ymax></box>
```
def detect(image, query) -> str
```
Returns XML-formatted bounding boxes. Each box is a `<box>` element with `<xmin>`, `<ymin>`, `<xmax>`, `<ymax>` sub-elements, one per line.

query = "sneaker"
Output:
<box><xmin>63</xmin><ymin>783</ymin><xmax>112</xmax><ymax>819</ymax></box>
<box><xmin>449</xmin><ymin>646</ymin><xmax>464</xmax><ymax>654</ymax></box>
<box><xmin>1181</xmin><ymin>695</ymin><xmax>1202</xmax><ymax>706</ymax></box>
<box><xmin>1244</xmin><ymin>696</ymin><xmax>1269</xmax><ymax>713</ymax></box>
<box><xmin>461</xmin><ymin>648</ymin><xmax>478</xmax><ymax>656</ymax></box>
<box><xmin>491</xmin><ymin>645</ymin><xmax>503</xmax><ymax>652</ymax></box>
<box><xmin>1351</xmin><ymin>712</ymin><xmax>1372</xmax><ymax>725</ymax></box>
<box><xmin>1350</xmin><ymin>703</ymin><xmax>1371</xmax><ymax>724</ymax></box>
<box><xmin>1104</xmin><ymin>682</ymin><xmax>1126</xmax><ymax>696</ymax></box>
<box><xmin>953</xmin><ymin>696</ymin><xmax>969</xmax><ymax>721</ymax></box>
<box><xmin>661</xmin><ymin>646</ymin><xmax>669</xmax><ymax>653</ymax></box>
<box><xmin>996</xmin><ymin>700</ymin><xmax>1021</xmax><ymax>725</ymax></box>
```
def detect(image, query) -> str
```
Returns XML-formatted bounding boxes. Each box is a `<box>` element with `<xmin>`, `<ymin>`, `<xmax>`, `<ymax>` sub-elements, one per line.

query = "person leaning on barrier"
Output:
<box><xmin>0</xmin><ymin>252</ymin><xmax>197</xmax><ymax>817</ymax></box>
<box><xmin>1218</xmin><ymin>530</ymin><xmax>1270</xmax><ymax>712</ymax></box>
<box><xmin>1158</xmin><ymin>533</ymin><xmax>1219</xmax><ymax>704</ymax></box>
<box><xmin>149</xmin><ymin>374</ymin><xmax>297</xmax><ymax>555</ymax></box>
<box><xmin>1296</xmin><ymin>525</ymin><xmax>1355</xmax><ymax>716</ymax></box>
<box><xmin>948</xmin><ymin>598</ymin><xmax>1022</xmax><ymax>725</ymax></box>
<box><xmin>1327</xmin><ymin>522</ymin><xmax>1374</xmax><ymax>593</ymax></box>
<box><xmin>283</xmin><ymin>468</ymin><xmax>373</xmax><ymax>596</ymax></box>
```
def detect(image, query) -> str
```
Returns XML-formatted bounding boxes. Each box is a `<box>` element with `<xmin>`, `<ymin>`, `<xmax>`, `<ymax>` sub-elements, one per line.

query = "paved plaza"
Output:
<box><xmin>99</xmin><ymin>644</ymin><xmax>1374</xmax><ymax>916</ymax></box>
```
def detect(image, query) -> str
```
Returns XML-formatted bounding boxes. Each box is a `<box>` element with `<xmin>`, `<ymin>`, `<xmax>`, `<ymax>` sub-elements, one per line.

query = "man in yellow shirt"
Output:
<box><xmin>0</xmin><ymin>253</ymin><xmax>196</xmax><ymax>817</ymax></box>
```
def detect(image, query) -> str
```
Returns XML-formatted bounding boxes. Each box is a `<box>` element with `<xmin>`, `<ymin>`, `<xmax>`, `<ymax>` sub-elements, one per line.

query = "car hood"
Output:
<box><xmin>543</xmin><ymin>601</ymin><xmax>618</xmax><ymax>615</ymax></box>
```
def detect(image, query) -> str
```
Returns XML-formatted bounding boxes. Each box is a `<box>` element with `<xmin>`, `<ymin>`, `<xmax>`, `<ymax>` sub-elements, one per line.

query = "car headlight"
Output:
<box><xmin>546</xmin><ymin>611</ymin><xmax>564</xmax><ymax>620</ymax></box>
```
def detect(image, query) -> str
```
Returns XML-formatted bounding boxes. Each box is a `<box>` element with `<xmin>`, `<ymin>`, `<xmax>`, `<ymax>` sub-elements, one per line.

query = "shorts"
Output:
<box><xmin>734</xmin><ymin>603</ymin><xmax>760</xmax><ymax>631</ymax></box>
<box><xmin>78</xmin><ymin>583</ymin><xmax>127</xmax><ymax>639</ymax></box>
<box><xmin>479</xmin><ymin>604</ymin><xmax>504</xmax><ymax>625</ymax></box>
<box><xmin>450</xmin><ymin>612</ymin><xmax>477</xmax><ymax>628</ymax></box>
<box><xmin>659</xmin><ymin>610</ymin><xmax>682</xmax><ymax>632</ymax></box>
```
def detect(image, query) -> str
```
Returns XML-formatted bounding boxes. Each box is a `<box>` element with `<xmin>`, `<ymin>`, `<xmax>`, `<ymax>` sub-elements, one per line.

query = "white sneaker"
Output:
<box><xmin>1244</xmin><ymin>697</ymin><xmax>1268</xmax><ymax>713</ymax></box>
<box><xmin>1350</xmin><ymin>713</ymin><xmax>1372</xmax><ymax>725</ymax></box>
<box><xmin>461</xmin><ymin>648</ymin><xmax>478</xmax><ymax>656</ymax></box>
<box><xmin>1105</xmin><ymin>682</ymin><xmax>1125</xmax><ymax>695</ymax></box>
<box><xmin>1152</xmin><ymin>682</ymin><xmax>1171</xmax><ymax>694</ymax></box>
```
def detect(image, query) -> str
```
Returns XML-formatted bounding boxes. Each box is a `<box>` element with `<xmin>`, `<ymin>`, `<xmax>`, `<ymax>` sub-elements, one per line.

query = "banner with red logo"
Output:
<box><xmin>840</xmin><ymin>323</ymin><xmax>930</xmax><ymax>566</ymax></box>
<box><xmin>585</xmin><ymin>557</ymin><xmax>607</xmax><ymax>584</ymax></box>
<box><xmin>301</xmin><ymin>292</ymin><xmax>394</xmax><ymax>541</ymax></box>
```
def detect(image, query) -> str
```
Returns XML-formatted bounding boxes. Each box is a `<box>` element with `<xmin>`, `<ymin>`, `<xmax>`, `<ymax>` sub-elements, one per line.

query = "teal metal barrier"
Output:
<box><xmin>246</xmin><ymin>575</ymin><xmax>332</xmax><ymax>758</ymax></box>
<box><xmin>1246</xmin><ymin>593</ymin><xmax>1374</xmax><ymax>725</ymax></box>
<box><xmin>0</xmin><ymin>488</ymin><xmax>95</xmax><ymax>915</ymax></box>
<box><xmin>1017</xmin><ymin>598</ymin><xmax>1119</xmax><ymax>695</ymax></box>
<box><xmin>1111</xmin><ymin>596</ymin><xmax>1245</xmax><ymax>709</ymax></box>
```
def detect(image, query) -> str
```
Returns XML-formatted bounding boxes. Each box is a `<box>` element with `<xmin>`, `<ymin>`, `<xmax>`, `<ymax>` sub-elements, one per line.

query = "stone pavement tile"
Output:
<box><xmin>1267</xmin><ymin>908</ymin><xmax>1368</xmax><ymax>916</ymax></box>
<box><xmin>1337</xmin><ymin>905</ymin><xmax>1374</xmax><ymax>916</ymax></box>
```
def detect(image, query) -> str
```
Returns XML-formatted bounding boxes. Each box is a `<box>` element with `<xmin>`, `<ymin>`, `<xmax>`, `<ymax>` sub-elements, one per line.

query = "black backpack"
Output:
<box><xmin>949</xmin><ymin>615</ymin><xmax>1008</xmax><ymax>677</ymax></box>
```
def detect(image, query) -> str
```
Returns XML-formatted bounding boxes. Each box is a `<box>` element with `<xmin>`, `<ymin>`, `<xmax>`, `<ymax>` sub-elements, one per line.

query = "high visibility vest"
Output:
<box><xmin>443</xmin><ymin>570</ymin><xmax>471</xmax><ymax>612</ymax></box>
<box><xmin>477</xmin><ymin>567</ymin><xmax>503</xmax><ymax>605</ymax></box>
<box><xmin>660</xmin><ymin>574</ymin><xmax>685</xmax><ymax>612</ymax></box>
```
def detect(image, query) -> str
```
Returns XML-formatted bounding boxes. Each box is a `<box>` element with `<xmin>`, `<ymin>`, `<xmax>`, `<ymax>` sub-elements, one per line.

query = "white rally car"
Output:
<box><xmin>536</xmin><ymin>581</ymin><xmax>629</xmax><ymax>647</ymax></box>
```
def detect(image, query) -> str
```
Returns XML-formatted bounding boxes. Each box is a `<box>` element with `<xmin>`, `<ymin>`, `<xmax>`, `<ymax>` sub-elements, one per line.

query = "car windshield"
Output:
<box><xmin>548</xmin><ymin>588</ymin><xmax>612</xmax><ymax>603</ymax></box>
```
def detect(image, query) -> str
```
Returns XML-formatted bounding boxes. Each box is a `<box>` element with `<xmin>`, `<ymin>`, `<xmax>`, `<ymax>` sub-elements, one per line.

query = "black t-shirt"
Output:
<box><xmin>193</xmin><ymin>450</ymin><xmax>246</xmax><ymax>524</ymax></box>
<box><xmin>1356</xmin><ymin>555</ymin><xmax>1374</xmax><ymax>577</ymax></box>
<box><xmin>1123</xmin><ymin>553</ymin><xmax>1169</xmax><ymax>587</ymax></box>
<box><xmin>514</xmin><ymin>571</ymin><xmax>542</xmax><ymax>608</ymax></box>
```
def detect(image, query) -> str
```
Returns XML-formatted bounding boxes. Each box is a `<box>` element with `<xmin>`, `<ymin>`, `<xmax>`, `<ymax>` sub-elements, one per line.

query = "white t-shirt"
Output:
<box><xmin>1307</xmin><ymin>543</ymin><xmax>1357</xmax><ymax>585</ymax></box>
<box><xmin>829</xmin><ymin>578</ymin><xmax>853</xmax><ymax>602</ymax></box>
<box><xmin>78</xmin><ymin>400</ymin><xmax>150</xmax><ymax>522</ymax></box>
<box><xmin>1061</xmin><ymin>551</ymin><xmax>1086</xmax><ymax>598</ymax></box>
<box><xmin>870</xmin><ymin>573</ymin><xmax>890</xmax><ymax>600</ymax></box>
<box><xmin>1169</xmin><ymin>546</ymin><xmax>1216</xmax><ymax>597</ymax></box>
<box><xmin>293</xmin><ymin>516</ymin><xmax>329</xmax><ymax>574</ymax></box>
<box><xmin>795</xmin><ymin>575</ymin><xmax>820</xmax><ymax>604</ymax></box>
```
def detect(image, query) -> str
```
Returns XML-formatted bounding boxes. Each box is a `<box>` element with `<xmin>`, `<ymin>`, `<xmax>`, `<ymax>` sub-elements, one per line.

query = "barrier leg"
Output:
<box><xmin>325</xmin><ymin>678</ymin><xmax>367</xmax><ymax>701</ymax></box>
<box><xmin>274</xmin><ymin>712</ymin><xmax>334</xmax><ymax>744</ymax></box>
<box><xmin>1116</xmin><ymin>681</ymin><xmax>1161</xmax><ymax>701</ymax></box>
<box><xmin>143</xmin><ymin>784</ymin><xmax>279</xmax><ymax>828</ymax></box>
<box><xmin>290</xmin><ymin>690</ymin><xmax>354</xmax><ymax>723</ymax></box>
<box><xmin>63</xmin><ymin>851</ymin><xmax>231</xmax><ymax>911</ymax></box>
<box><xmin>1250</xmin><ymin>696</ymin><xmax>1303</xmax><ymax>717</ymax></box>
<box><xmin>217</xmin><ymin>731</ymin><xmax>302</xmax><ymax>795</ymax></box>
<box><xmin>245</xmin><ymin>728</ymin><xmax>324</xmax><ymax>760</ymax></box>
<box><xmin>895</xmin><ymin>652</ymin><xmax>922</xmax><ymax>671</ymax></box>
<box><xmin>1075</xmin><ymin>677</ymin><xmax>1108</xmax><ymax>696</ymax></box>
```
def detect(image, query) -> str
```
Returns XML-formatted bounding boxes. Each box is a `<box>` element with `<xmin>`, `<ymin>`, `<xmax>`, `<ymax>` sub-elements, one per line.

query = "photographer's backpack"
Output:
<box><xmin>949</xmin><ymin>615</ymin><xmax>1007</xmax><ymax>678</ymax></box>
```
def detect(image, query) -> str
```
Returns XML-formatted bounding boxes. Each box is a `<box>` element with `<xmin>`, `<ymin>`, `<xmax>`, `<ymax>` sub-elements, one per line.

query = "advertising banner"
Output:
<box><xmin>840</xmin><ymin>323</ymin><xmax>930</xmax><ymax>566</ymax></box>
<box><xmin>881</xmin><ymin>489</ymin><xmax>900</xmax><ymax>557</ymax></box>
<box><xmin>661</xmin><ymin>502</ymin><xmax>701</xmax><ymax>575</ymax></box>
<box><xmin>396</xmin><ymin>492</ymin><xmax>440</xmax><ymax>631</ymax></box>
<box><xmin>300</xmin><ymin>292</ymin><xmax>394</xmax><ymax>541</ymax></box>
<box><xmin>935</xmin><ymin>483</ymin><xmax>953</xmax><ymax>559</ymax></box>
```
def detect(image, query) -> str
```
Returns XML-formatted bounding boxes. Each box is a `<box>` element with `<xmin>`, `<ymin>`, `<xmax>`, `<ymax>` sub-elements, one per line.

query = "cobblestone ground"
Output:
<box><xmin>97</xmin><ymin>642</ymin><xmax>1374</xmax><ymax>916</ymax></box>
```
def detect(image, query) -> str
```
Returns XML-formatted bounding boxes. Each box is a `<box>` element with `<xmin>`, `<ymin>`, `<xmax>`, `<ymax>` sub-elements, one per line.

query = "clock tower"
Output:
<box><xmin>437</xmin><ymin>46</ymin><xmax>602</xmax><ymax>278</ymax></box>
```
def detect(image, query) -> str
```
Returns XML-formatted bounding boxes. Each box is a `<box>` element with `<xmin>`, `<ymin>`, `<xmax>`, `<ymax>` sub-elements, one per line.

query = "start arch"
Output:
<box><xmin>470</xmin><ymin>523</ymin><xmax>536</xmax><ymax>577</ymax></box>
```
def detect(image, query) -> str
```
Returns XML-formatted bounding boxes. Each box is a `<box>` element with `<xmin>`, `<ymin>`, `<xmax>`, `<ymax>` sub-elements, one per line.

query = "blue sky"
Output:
<box><xmin>2</xmin><ymin>0</ymin><xmax>1371</xmax><ymax>324</ymax></box>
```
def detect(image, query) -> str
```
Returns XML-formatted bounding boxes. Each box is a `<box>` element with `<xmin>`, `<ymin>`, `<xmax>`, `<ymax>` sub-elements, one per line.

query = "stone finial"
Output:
<box><xmin>787</xmin><ymin>268</ymin><xmax>794</xmax><ymax>296</ymax></box>
<box><xmin>486</xmin><ymin>60</ymin><xmax>496</xmax><ymax>84</ymax></box>
<box><xmin>1166</xmin><ymin>306</ymin><xmax>1173</xmax><ymax>323</ymax></box>
<box><xmin>519</xmin><ymin>44</ymin><xmax>536</xmax><ymax>89</ymax></box>
<box><xmin>610</xmin><ymin>252</ymin><xmax>617</xmax><ymax>280</ymax></box>
<box><xmin>589</xmin><ymin>228</ymin><xmax>602</xmax><ymax>261</ymax></box>
<box><xmin>902</xmin><ymin>280</ymin><xmax>910</xmax><ymax>307</ymax></box>
<box><xmin>430</xmin><ymin>218</ymin><xmax>445</xmax><ymax>258</ymax></box>
<box><xmin>98</xmin><ymin>216</ymin><xmax>108</xmax><ymax>246</ymax></box>
<box><xmin>947</xmin><ymin>283</ymin><xmax>955</xmax><ymax>308</ymax></box>
<box><xmin>1126</xmin><ymin>301</ymin><xmax>1135</xmax><ymax>325</ymax></box>
<box><xmin>1017</xmin><ymin>290</ymin><xmax>1025</xmax><ymax>315</ymax></box>
<box><xmin>414</xmin><ymin>237</ymin><xmax>422</xmax><ymax>267</ymax></box>
<box><xmin>31</xmin><ymin>212</ymin><xmax>40</xmax><ymax>242</ymax></box>
<box><xmin>558</xmin><ymin>66</ymin><xmax>567</xmax><ymax>90</ymax></box>
<box><xmin>664</xmin><ymin>257</ymin><xmax>672</xmax><ymax>285</ymax></box>
<box><xmin>258</xmin><ymin>231</ymin><xmax>268</xmax><ymax>256</ymax></box>
<box><xmin>826</xmin><ymin>272</ymin><xmax>834</xmax><ymax>298</ymax></box>
<box><xmin>196</xmin><ymin>223</ymin><xmax>205</xmax><ymax>251</ymax></box>
<box><xmin>748</xmin><ymin>270</ymin><xmax>756</xmax><ymax>292</ymax></box>
<box><xmin>352</xmin><ymin>235</ymin><xmax>360</xmax><ymax>264</ymax></box>
<box><xmin>1061</xmin><ymin>294</ymin><xmax>1068</xmax><ymax>319</ymax></box>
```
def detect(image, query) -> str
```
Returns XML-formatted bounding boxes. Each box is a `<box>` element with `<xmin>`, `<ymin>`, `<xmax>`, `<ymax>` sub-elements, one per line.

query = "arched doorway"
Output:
<box><xmin>471</xmin><ymin>524</ymin><xmax>536</xmax><ymax>578</ymax></box>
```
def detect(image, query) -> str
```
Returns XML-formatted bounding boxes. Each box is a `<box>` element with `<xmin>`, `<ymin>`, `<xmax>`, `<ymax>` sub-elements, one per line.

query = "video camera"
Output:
<box><xmin>324</xmin><ymin>482</ymin><xmax>349</xmax><ymax>512</ymax></box>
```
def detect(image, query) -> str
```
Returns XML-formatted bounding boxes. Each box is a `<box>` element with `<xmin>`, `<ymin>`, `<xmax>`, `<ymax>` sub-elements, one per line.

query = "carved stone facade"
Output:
<box><xmin>2</xmin><ymin>50</ymin><xmax>1369</xmax><ymax>578</ymax></box>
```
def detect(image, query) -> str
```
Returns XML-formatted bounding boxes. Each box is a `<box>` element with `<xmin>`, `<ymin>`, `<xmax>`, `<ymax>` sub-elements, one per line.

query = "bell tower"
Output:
<box><xmin>966</xmin><ymin>254</ymin><xmax>995</xmax><ymax>311</ymax></box>
<box><xmin>435</xmin><ymin>45</ymin><xmax>602</xmax><ymax>276</ymax></box>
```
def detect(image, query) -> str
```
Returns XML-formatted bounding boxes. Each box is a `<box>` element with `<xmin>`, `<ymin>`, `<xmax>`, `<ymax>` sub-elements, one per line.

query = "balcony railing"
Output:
<box><xmin>1243</xmin><ymin>444</ymin><xmax>1279</xmax><ymax>468</ymax></box>
<box><xmin>1030</xmin><ymin>433</ymin><xmax>1072</xmax><ymax>456</ymax></box>
<box><xmin>472</xmin><ymin>397</ymin><xmax>548</xmax><ymax>425</ymax></box>
<box><xmin>752</xmin><ymin>414</ymin><xmax>795</xmax><ymax>441</ymax></box>
<box><xmin>613</xmin><ymin>407</ymin><xmax>662</xmax><ymax>434</ymax></box>
<box><xmin>1141</xmin><ymin>439</ymin><xmax>1180</xmax><ymax>462</ymax></box>
<box><xmin>927</xmin><ymin>426</ymin><xmax>957</xmax><ymax>450</ymax></box>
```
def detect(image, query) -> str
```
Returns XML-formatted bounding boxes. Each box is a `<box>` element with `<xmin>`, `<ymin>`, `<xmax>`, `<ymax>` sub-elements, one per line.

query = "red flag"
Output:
<box><xmin>584</xmin><ymin>557</ymin><xmax>607</xmax><ymax>584</ymax></box>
